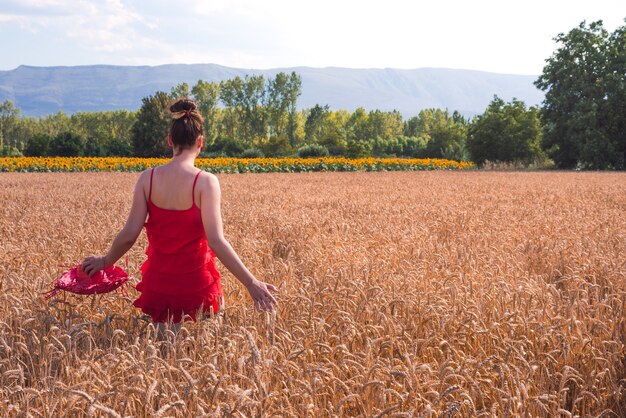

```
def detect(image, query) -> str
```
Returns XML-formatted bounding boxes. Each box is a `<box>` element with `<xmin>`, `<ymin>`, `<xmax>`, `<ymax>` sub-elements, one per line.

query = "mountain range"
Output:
<box><xmin>0</xmin><ymin>64</ymin><xmax>544</xmax><ymax>118</ymax></box>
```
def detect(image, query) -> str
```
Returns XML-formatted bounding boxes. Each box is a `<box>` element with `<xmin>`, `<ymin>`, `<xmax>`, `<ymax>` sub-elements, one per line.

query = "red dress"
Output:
<box><xmin>133</xmin><ymin>168</ymin><xmax>223</xmax><ymax>323</ymax></box>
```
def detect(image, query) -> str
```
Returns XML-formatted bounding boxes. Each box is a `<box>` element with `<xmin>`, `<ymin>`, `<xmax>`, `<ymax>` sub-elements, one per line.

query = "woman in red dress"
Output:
<box><xmin>81</xmin><ymin>98</ymin><xmax>277</xmax><ymax>332</ymax></box>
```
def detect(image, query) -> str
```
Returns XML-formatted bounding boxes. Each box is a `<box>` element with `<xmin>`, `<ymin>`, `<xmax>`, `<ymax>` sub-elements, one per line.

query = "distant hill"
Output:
<box><xmin>0</xmin><ymin>64</ymin><xmax>544</xmax><ymax>117</ymax></box>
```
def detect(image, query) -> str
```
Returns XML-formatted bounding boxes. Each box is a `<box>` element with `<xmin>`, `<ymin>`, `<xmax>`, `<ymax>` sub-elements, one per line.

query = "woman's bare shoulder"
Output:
<box><xmin>198</xmin><ymin>170</ymin><xmax>219</xmax><ymax>187</ymax></box>
<box><xmin>136</xmin><ymin>168</ymin><xmax>152</xmax><ymax>184</ymax></box>
<box><xmin>133</xmin><ymin>169</ymin><xmax>152</xmax><ymax>195</ymax></box>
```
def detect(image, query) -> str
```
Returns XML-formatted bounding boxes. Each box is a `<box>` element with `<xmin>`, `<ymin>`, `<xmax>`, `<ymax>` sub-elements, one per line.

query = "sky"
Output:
<box><xmin>0</xmin><ymin>0</ymin><xmax>624</xmax><ymax>75</ymax></box>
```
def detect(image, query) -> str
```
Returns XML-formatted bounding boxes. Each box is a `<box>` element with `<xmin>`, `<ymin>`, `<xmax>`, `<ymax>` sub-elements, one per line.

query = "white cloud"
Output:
<box><xmin>1</xmin><ymin>0</ymin><xmax>160</xmax><ymax>52</ymax></box>
<box><xmin>0</xmin><ymin>0</ymin><xmax>624</xmax><ymax>73</ymax></box>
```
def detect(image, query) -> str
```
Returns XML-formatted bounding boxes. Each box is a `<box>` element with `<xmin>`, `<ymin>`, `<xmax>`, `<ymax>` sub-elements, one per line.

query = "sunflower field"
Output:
<box><xmin>0</xmin><ymin>157</ymin><xmax>473</xmax><ymax>173</ymax></box>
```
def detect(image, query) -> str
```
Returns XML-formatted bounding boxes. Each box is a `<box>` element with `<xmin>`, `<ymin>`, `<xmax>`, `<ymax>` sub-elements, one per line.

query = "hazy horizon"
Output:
<box><xmin>0</xmin><ymin>62</ymin><xmax>543</xmax><ymax>77</ymax></box>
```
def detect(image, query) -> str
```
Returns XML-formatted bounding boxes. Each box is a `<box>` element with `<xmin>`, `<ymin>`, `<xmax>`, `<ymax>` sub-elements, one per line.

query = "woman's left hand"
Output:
<box><xmin>81</xmin><ymin>255</ymin><xmax>107</xmax><ymax>277</ymax></box>
<box><xmin>245</xmin><ymin>279</ymin><xmax>278</xmax><ymax>312</ymax></box>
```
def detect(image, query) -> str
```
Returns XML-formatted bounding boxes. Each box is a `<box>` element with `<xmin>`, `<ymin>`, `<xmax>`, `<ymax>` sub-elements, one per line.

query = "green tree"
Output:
<box><xmin>0</xmin><ymin>103</ymin><xmax>136</xmax><ymax>157</ymax></box>
<box><xmin>425</xmin><ymin>122</ymin><xmax>467</xmax><ymax>161</ymax></box>
<box><xmin>285</xmin><ymin>72</ymin><xmax>303</xmax><ymax>148</ymax></box>
<box><xmin>346</xmin><ymin>107</ymin><xmax>369</xmax><ymax>141</ymax></box>
<box><xmin>218</xmin><ymin>107</ymin><xmax>239</xmax><ymax>144</ymax></box>
<box><xmin>105</xmin><ymin>110</ymin><xmax>136</xmax><ymax>155</ymax></box>
<box><xmin>35</xmin><ymin>111</ymin><xmax>72</xmax><ymax>139</ymax></box>
<box><xmin>219</xmin><ymin>76</ymin><xmax>246</xmax><ymax>142</ymax></box>
<box><xmin>24</xmin><ymin>134</ymin><xmax>52</xmax><ymax>156</ymax></box>
<box><xmin>604</xmin><ymin>23</ymin><xmax>626</xmax><ymax>168</ymax></box>
<box><xmin>467</xmin><ymin>96</ymin><xmax>543</xmax><ymax>165</ymax></box>
<box><xmin>85</xmin><ymin>139</ymin><xmax>106</xmax><ymax>156</ymax></box>
<box><xmin>0</xmin><ymin>100</ymin><xmax>20</xmax><ymax>149</ymax></box>
<box><xmin>219</xmin><ymin>75</ymin><xmax>267</xmax><ymax>145</ymax></box>
<box><xmin>105</xmin><ymin>137</ymin><xmax>132</xmax><ymax>157</ymax></box>
<box><xmin>265</xmin><ymin>72</ymin><xmax>302</xmax><ymax>143</ymax></box>
<box><xmin>304</xmin><ymin>104</ymin><xmax>330</xmax><ymax>143</ymax></box>
<box><xmin>131</xmin><ymin>91</ymin><xmax>170</xmax><ymax>157</ymax></box>
<box><xmin>403</xmin><ymin>136</ymin><xmax>428</xmax><ymax>157</ymax></box>
<box><xmin>403</xmin><ymin>116</ymin><xmax>420</xmax><ymax>137</ymax></box>
<box><xmin>242</xmin><ymin>75</ymin><xmax>267</xmax><ymax>141</ymax></box>
<box><xmin>452</xmin><ymin>110</ymin><xmax>467</xmax><ymax>125</ymax></box>
<box><xmin>70</xmin><ymin>111</ymin><xmax>135</xmax><ymax>155</ymax></box>
<box><xmin>259</xmin><ymin>135</ymin><xmax>292</xmax><ymax>157</ymax></box>
<box><xmin>170</xmin><ymin>82</ymin><xmax>191</xmax><ymax>99</ymax></box>
<box><xmin>371</xmin><ymin>135</ymin><xmax>427</xmax><ymax>157</ymax></box>
<box><xmin>12</xmin><ymin>116</ymin><xmax>38</xmax><ymax>152</ymax></box>
<box><xmin>415</xmin><ymin>109</ymin><xmax>467</xmax><ymax>161</ymax></box>
<box><xmin>318</xmin><ymin>110</ymin><xmax>349</xmax><ymax>155</ymax></box>
<box><xmin>267</xmin><ymin>72</ymin><xmax>290</xmax><ymax>139</ymax></box>
<box><xmin>366</xmin><ymin>110</ymin><xmax>403</xmax><ymax>141</ymax></box>
<box><xmin>50</xmin><ymin>132</ymin><xmax>85</xmax><ymax>156</ymax></box>
<box><xmin>191</xmin><ymin>80</ymin><xmax>220</xmax><ymax>144</ymax></box>
<box><xmin>535</xmin><ymin>20</ymin><xmax>626</xmax><ymax>169</ymax></box>
<box><xmin>80</xmin><ymin>110</ymin><xmax>135</xmax><ymax>156</ymax></box>
<box><xmin>346</xmin><ymin>140</ymin><xmax>370</xmax><ymax>158</ymax></box>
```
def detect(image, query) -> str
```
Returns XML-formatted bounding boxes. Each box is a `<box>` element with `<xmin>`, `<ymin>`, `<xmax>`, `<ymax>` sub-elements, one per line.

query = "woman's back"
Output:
<box><xmin>144</xmin><ymin>165</ymin><xmax>215</xmax><ymax>274</ymax></box>
<box><xmin>148</xmin><ymin>164</ymin><xmax>203</xmax><ymax>211</ymax></box>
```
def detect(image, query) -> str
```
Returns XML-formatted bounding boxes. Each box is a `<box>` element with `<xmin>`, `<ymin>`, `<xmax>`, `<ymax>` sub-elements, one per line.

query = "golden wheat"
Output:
<box><xmin>0</xmin><ymin>171</ymin><xmax>624</xmax><ymax>417</ymax></box>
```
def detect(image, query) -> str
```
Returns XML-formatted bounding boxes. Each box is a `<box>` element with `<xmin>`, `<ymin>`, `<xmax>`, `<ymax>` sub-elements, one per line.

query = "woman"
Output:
<box><xmin>81</xmin><ymin>98</ymin><xmax>277</xmax><ymax>330</ymax></box>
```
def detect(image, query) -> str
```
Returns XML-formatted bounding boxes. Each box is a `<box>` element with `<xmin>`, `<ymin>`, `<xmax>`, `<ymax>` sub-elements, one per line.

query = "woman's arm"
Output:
<box><xmin>82</xmin><ymin>171</ymin><xmax>149</xmax><ymax>276</ymax></box>
<box><xmin>199</xmin><ymin>172</ymin><xmax>277</xmax><ymax>312</ymax></box>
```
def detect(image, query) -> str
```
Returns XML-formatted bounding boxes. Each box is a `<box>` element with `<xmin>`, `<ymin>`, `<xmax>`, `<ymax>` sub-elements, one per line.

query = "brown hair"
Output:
<box><xmin>168</xmin><ymin>98</ymin><xmax>204</xmax><ymax>155</ymax></box>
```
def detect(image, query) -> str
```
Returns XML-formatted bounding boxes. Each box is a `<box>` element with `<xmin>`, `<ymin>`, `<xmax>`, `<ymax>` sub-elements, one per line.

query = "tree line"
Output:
<box><xmin>0</xmin><ymin>82</ymin><xmax>545</xmax><ymax>164</ymax></box>
<box><xmin>1</xmin><ymin>19</ymin><xmax>624</xmax><ymax>169</ymax></box>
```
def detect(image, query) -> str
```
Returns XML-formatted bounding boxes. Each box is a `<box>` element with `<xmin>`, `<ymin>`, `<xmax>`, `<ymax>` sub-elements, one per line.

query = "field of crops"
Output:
<box><xmin>0</xmin><ymin>171</ymin><xmax>624</xmax><ymax>417</ymax></box>
<box><xmin>0</xmin><ymin>157</ymin><xmax>473</xmax><ymax>173</ymax></box>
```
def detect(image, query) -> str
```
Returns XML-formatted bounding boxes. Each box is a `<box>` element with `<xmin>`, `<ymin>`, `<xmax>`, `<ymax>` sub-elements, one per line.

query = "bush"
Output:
<box><xmin>1</xmin><ymin>145</ymin><xmax>23</xmax><ymax>157</ymax></box>
<box><xmin>105</xmin><ymin>138</ymin><xmax>132</xmax><ymax>157</ymax></box>
<box><xmin>50</xmin><ymin>132</ymin><xmax>85</xmax><ymax>157</ymax></box>
<box><xmin>24</xmin><ymin>135</ymin><xmax>52</xmax><ymax>156</ymax></box>
<box><xmin>205</xmin><ymin>138</ymin><xmax>246</xmax><ymax>157</ymax></box>
<box><xmin>260</xmin><ymin>135</ymin><xmax>292</xmax><ymax>157</ymax></box>
<box><xmin>346</xmin><ymin>140</ymin><xmax>370</xmax><ymax>159</ymax></box>
<box><xmin>297</xmin><ymin>144</ymin><xmax>329</xmax><ymax>158</ymax></box>
<box><xmin>370</xmin><ymin>136</ymin><xmax>427</xmax><ymax>158</ymax></box>
<box><xmin>481</xmin><ymin>156</ymin><xmax>555</xmax><ymax>171</ymax></box>
<box><xmin>327</xmin><ymin>143</ymin><xmax>347</xmax><ymax>156</ymax></box>
<box><xmin>85</xmin><ymin>140</ymin><xmax>106</xmax><ymax>157</ymax></box>
<box><xmin>199</xmin><ymin>151</ymin><xmax>228</xmax><ymax>158</ymax></box>
<box><xmin>240</xmin><ymin>148</ymin><xmax>265</xmax><ymax>158</ymax></box>
<box><xmin>404</xmin><ymin>136</ymin><xmax>428</xmax><ymax>158</ymax></box>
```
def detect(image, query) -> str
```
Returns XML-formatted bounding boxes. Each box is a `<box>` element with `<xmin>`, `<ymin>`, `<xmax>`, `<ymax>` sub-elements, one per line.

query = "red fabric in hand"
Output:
<box><xmin>46</xmin><ymin>265</ymin><xmax>130</xmax><ymax>299</ymax></box>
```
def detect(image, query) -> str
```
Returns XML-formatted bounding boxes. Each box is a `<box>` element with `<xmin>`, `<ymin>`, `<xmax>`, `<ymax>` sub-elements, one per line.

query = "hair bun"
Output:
<box><xmin>168</xmin><ymin>97</ymin><xmax>204</xmax><ymax>152</ymax></box>
<box><xmin>170</xmin><ymin>98</ymin><xmax>198</xmax><ymax>113</ymax></box>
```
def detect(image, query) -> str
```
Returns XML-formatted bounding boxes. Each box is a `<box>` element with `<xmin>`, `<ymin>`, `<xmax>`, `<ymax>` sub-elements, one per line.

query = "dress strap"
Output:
<box><xmin>149</xmin><ymin>168</ymin><xmax>155</xmax><ymax>203</ymax></box>
<box><xmin>191</xmin><ymin>170</ymin><xmax>202</xmax><ymax>205</ymax></box>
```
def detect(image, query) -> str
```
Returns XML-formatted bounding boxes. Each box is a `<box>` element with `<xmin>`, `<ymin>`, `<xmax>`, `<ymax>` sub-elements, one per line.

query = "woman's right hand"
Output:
<box><xmin>246</xmin><ymin>279</ymin><xmax>278</xmax><ymax>312</ymax></box>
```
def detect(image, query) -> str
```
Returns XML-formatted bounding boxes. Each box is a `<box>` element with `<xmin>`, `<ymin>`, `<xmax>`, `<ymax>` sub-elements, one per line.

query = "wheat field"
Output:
<box><xmin>0</xmin><ymin>171</ymin><xmax>624</xmax><ymax>417</ymax></box>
